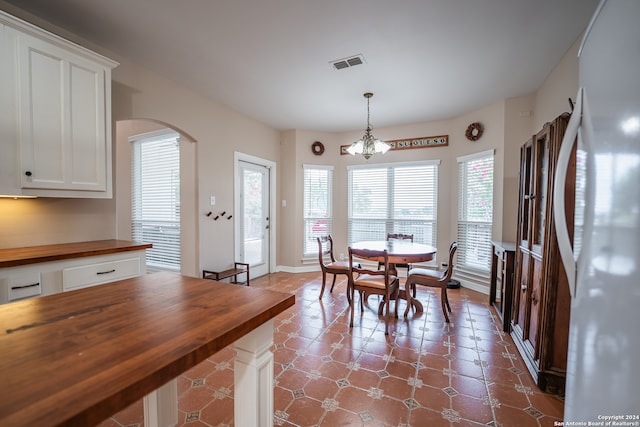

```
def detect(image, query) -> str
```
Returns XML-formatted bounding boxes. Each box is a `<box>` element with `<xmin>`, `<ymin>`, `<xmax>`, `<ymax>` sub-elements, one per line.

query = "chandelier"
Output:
<box><xmin>346</xmin><ymin>92</ymin><xmax>391</xmax><ymax>159</ymax></box>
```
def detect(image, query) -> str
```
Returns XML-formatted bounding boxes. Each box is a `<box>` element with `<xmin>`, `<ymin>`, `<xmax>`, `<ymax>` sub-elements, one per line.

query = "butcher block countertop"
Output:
<box><xmin>0</xmin><ymin>271</ymin><xmax>295</xmax><ymax>426</ymax></box>
<box><xmin>0</xmin><ymin>239</ymin><xmax>152</xmax><ymax>268</ymax></box>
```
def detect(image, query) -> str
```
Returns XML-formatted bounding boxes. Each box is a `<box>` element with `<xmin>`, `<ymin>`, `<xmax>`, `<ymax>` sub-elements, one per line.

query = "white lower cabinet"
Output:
<box><xmin>0</xmin><ymin>250</ymin><xmax>147</xmax><ymax>304</ymax></box>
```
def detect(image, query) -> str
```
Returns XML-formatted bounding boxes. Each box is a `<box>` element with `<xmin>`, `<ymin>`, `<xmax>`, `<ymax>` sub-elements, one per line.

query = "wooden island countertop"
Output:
<box><xmin>0</xmin><ymin>239</ymin><xmax>153</xmax><ymax>268</ymax></box>
<box><xmin>0</xmin><ymin>272</ymin><xmax>295</xmax><ymax>426</ymax></box>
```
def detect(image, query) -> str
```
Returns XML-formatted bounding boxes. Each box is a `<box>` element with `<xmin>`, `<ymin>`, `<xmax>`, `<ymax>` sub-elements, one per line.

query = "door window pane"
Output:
<box><xmin>243</xmin><ymin>168</ymin><xmax>265</xmax><ymax>265</ymax></box>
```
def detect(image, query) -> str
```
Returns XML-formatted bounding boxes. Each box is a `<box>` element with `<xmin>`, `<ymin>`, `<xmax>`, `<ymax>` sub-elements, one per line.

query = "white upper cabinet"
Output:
<box><xmin>0</xmin><ymin>11</ymin><xmax>118</xmax><ymax>198</ymax></box>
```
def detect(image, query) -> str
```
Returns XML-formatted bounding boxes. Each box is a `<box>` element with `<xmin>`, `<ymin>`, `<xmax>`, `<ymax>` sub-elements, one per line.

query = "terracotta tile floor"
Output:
<box><xmin>98</xmin><ymin>272</ymin><xmax>564</xmax><ymax>427</ymax></box>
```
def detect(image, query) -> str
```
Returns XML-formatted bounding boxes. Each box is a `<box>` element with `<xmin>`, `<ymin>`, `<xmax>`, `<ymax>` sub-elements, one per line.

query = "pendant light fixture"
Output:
<box><xmin>346</xmin><ymin>92</ymin><xmax>391</xmax><ymax>159</ymax></box>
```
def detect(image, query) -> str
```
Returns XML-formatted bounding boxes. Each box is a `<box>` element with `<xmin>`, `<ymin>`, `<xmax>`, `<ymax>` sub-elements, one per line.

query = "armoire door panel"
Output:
<box><xmin>529</xmin><ymin>256</ymin><xmax>544</xmax><ymax>354</ymax></box>
<box><xmin>516</xmin><ymin>251</ymin><xmax>530</xmax><ymax>331</ymax></box>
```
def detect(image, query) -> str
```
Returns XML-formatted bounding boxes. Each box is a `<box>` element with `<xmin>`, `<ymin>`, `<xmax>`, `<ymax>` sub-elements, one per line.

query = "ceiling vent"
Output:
<box><xmin>330</xmin><ymin>54</ymin><xmax>365</xmax><ymax>70</ymax></box>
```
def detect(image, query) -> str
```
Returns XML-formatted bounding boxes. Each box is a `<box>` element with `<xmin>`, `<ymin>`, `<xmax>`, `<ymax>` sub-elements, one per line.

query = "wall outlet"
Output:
<box><xmin>210</xmin><ymin>196</ymin><xmax>216</xmax><ymax>206</ymax></box>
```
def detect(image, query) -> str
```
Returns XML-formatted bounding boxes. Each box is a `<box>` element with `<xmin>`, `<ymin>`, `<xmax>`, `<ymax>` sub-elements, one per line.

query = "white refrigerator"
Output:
<box><xmin>553</xmin><ymin>0</ymin><xmax>640</xmax><ymax>422</ymax></box>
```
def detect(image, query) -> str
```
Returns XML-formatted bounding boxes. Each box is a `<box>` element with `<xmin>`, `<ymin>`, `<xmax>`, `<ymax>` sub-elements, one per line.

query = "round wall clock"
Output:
<box><xmin>311</xmin><ymin>141</ymin><xmax>325</xmax><ymax>155</ymax></box>
<box><xmin>465</xmin><ymin>122</ymin><xmax>484</xmax><ymax>141</ymax></box>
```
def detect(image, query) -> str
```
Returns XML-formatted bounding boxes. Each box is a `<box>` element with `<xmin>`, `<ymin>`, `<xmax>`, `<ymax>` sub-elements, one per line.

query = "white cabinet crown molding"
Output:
<box><xmin>0</xmin><ymin>10</ymin><xmax>118</xmax><ymax>69</ymax></box>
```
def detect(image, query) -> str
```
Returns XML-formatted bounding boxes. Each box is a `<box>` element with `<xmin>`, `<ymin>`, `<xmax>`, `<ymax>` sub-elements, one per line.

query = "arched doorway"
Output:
<box><xmin>115</xmin><ymin>118</ymin><xmax>198</xmax><ymax>277</ymax></box>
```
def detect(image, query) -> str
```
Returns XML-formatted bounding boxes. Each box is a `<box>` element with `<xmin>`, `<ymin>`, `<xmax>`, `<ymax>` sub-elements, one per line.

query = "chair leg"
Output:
<box><xmin>319</xmin><ymin>271</ymin><xmax>327</xmax><ymax>299</ymax></box>
<box><xmin>349</xmin><ymin>286</ymin><xmax>355</xmax><ymax>328</ymax></box>
<box><xmin>393</xmin><ymin>287</ymin><xmax>399</xmax><ymax>319</ymax></box>
<box><xmin>329</xmin><ymin>274</ymin><xmax>338</xmax><ymax>293</ymax></box>
<box><xmin>383</xmin><ymin>294</ymin><xmax>390</xmax><ymax>335</ymax></box>
<box><xmin>404</xmin><ymin>280</ymin><xmax>413</xmax><ymax>318</ymax></box>
<box><xmin>444</xmin><ymin>287</ymin><xmax>452</xmax><ymax>312</ymax></box>
<box><xmin>359</xmin><ymin>291</ymin><xmax>365</xmax><ymax>312</ymax></box>
<box><xmin>440</xmin><ymin>287</ymin><xmax>450</xmax><ymax>323</ymax></box>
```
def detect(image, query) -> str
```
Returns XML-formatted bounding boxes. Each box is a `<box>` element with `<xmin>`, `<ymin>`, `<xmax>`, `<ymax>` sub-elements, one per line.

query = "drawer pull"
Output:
<box><xmin>11</xmin><ymin>282</ymin><xmax>40</xmax><ymax>290</ymax></box>
<box><xmin>96</xmin><ymin>269</ymin><xmax>116</xmax><ymax>275</ymax></box>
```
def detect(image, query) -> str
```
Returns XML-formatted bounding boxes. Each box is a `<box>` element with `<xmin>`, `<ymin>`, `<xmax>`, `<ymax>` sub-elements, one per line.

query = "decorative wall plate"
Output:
<box><xmin>311</xmin><ymin>141</ymin><xmax>325</xmax><ymax>155</ymax></box>
<box><xmin>465</xmin><ymin>122</ymin><xmax>484</xmax><ymax>141</ymax></box>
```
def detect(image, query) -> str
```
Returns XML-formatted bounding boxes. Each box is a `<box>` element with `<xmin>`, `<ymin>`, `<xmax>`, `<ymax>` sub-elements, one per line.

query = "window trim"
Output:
<box><xmin>303</xmin><ymin>164</ymin><xmax>334</xmax><ymax>258</ymax></box>
<box><xmin>347</xmin><ymin>160</ymin><xmax>440</xmax><ymax>251</ymax></box>
<box><xmin>456</xmin><ymin>149</ymin><xmax>495</xmax><ymax>277</ymax></box>
<box><xmin>346</xmin><ymin>159</ymin><xmax>441</xmax><ymax>171</ymax></box>
<box><xmin>130</xmin><ymin>128</ymin><xmax>181</xmax><ymax>273</ymax></box>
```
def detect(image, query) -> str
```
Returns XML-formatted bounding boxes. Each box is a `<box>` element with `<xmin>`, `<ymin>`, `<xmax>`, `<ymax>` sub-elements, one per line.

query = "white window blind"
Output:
<box><xmin>347</xmin><ymin>161</ymin><xmax>439</xmax><ymax>246</ymax></box>
<box><xmin>457</xmin><ymin>150</ymin><xmax>494</xmax><ymax>274</ymax></box>
<box><xmin>131</xmin><ymin>130</ymin><xmax>181</xmax><ymax>272</ymax></box>
<box><xmin>303</xmin><ymin>165</ymin><xmax>333</xmax><ymax>256</ymax></box>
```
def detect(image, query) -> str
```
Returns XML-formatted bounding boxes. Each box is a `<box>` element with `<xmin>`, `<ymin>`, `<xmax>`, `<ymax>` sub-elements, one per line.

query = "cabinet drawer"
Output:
<box><xmin>63</xmin><ymin>257</ymin><xmax>141</xmax><ymax>291</ymax></box>
<box><xmin>6</xmin><ymin>272</ymin><xmax>42</xmax><ymax>302</ymax></box>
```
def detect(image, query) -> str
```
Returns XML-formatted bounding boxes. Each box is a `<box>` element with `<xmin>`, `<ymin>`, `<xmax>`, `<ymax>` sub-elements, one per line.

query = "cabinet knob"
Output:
<box><xmin>25</xmin><ymin>171</ymin><xmax>32</xmax><ymax>177</ymax></box>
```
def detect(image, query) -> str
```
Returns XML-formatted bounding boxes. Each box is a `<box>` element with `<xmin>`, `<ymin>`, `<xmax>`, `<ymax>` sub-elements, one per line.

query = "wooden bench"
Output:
<box><xmin>203</xmin><ymin>262</ymin><xmax>250</xmax><ymax>286</ymax></box>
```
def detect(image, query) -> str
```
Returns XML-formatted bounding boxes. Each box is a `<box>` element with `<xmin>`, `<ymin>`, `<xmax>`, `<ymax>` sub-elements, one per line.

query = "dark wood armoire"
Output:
<box><xmin>511</xmin><ymin>112</ymin><xmax>576</xmax><ymax>395</ymax></box>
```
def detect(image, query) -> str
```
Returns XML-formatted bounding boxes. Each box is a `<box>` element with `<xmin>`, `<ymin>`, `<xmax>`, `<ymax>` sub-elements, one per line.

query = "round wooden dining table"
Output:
<box><xmin>350</xmin><ymin>240</ymin><xmax>437</xmax><ymax>270</ymax></box>
<box><xmin>349</xmin><ymin>240</ymin><xmax>437</xmax><ymax>314</ymax></box>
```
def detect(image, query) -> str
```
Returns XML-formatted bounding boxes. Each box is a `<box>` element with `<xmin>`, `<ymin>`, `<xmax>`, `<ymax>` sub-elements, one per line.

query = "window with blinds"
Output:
<box><xmin>457</xmin><ymin>150</ymin><xmax>494</xmax><ymax>274</ymax></box>
<box><xmin>303</xmin><ymin>165</ymin><xmax>333</xmax><ymax>256</ymax></box>
<box><xmin>347</xmin><ymin>161</ymin><xmax>439</xmax><ymax>247</ymax></box>
<box><xmin>131</xmin><ymin>129</ymin><xmax>181</xmax><ymax>272</ymax></box>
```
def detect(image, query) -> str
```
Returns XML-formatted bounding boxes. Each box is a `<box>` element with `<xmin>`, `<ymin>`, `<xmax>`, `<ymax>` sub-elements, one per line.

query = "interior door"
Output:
<box><xmin>238</xmin><ymin>160</ymin><xmax>270</xmax><ymax>278</ymax></box>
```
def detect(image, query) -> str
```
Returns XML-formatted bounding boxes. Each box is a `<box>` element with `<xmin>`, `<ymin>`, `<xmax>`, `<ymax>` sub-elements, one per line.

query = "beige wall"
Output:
<box><xmin>533</xmin><ymin>35</ymin><xmax>582</xmax><ymax>131</ymax></box>
<box><xmin>0</xmin><ymin>197</ymin><xmax>115</xmax><ymax>247</ymax></box>
<box><xmin>110</xmin><ymin>55</ymin><xmax>281</xmax><ymax>277</ymax></box>
<box><xmin>0</xmin><ymin>2</ymin><xmax>581</xmax><ymax>288</ymax></box>
<box><xmin>503</xmin><ymin>94</ymin><xmax>535</xmax><ymax>242</ymax></box>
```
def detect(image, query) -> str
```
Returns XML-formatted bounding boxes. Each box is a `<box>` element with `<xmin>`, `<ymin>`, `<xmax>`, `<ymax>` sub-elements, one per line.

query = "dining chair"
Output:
<box><xmin>317</xmin><ymin>235</ymin><xmax>351</xmax><ymax>299</ymax></box>
<box><xmin>378</xmin><ymin>233</ymin><xmax>414</xmax><ymax>273</ymax></box>
<box><xmin>348</xmin><ymin>247</ymin><xmax>400</xmax><ymax>335</ymax></box>
<box><xmin>404</xmin><ymin>242</ymin><xmax>458</xmax><ymax>322</ymax></box>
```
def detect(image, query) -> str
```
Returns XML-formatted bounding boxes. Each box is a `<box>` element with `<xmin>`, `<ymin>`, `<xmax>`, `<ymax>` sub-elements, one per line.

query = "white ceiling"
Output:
<box><xmin>3</xmin><ymin>0</ymin><xmax>599</xmax><ymax>132</ymax></box>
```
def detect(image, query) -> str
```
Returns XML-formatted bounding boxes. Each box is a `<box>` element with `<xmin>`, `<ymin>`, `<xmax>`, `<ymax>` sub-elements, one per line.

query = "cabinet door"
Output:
<box><xmin>0</xmin><ymin>23</ymin><xmax>22</xmax><ymax>197</ymax></box>
<box><xmin>517</xmin><ymin>140</ymin><xmax>534</xmax><ymax>248</ymax></box>
<box><xmin>531</xmin><ymin>126</ymin><xmax>552</xmax><ymax>256</ymax></box>
<box><xmin>528</xmin><ymin>257</ymin><xmax>543</xmax><ymax>354</ymax></box>
<box><xmin>17</xmin><ymin>32</ymin><xmax>107</xmax><ymax>192</ymax></box>
<box><xmin>513</xmin><ymin>250</ymin><xmax>530</xmax><ymax>331</ymax></box>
